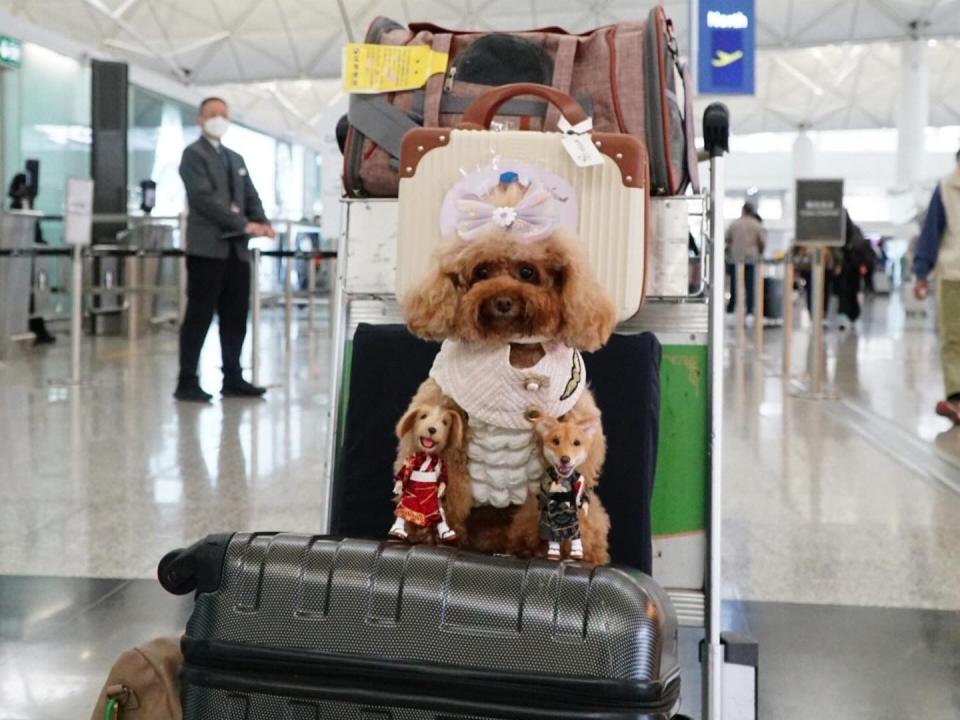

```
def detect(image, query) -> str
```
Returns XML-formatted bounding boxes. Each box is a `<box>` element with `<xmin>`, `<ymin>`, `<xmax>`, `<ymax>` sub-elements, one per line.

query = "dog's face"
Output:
<box><xmin>456</xmin><ymin>239</ymin><xmax>564</xmax><ymax>342</ymax></box>
<box><xmin>404</xmin><ymin>229</ymin><xmax>617</xmax><ymax>350</ymax></box>
<box><xmin>396</xmin><ymin>405</ymin><xmax>464</xmax><ymax>453</ymax></box>
<box><xmin>535</xmin><ymin>416</ymin><xmax>598</xmax><ymax>475</ymax></box>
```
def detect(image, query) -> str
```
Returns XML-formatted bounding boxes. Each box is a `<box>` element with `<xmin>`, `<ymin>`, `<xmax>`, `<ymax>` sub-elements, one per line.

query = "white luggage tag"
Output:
<box><xmin>557</xmin><ymin>116</ymin><xmax>604</xmax><ymax>168</ymax></box>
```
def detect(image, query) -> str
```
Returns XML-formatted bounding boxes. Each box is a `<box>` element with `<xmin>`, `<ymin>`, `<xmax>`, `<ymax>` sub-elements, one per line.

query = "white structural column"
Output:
<box><xmin>896</xmin><ymin>35</ymin><xmax>929</xmax><ymax>192</ymax></box>
<box><xmin>320</xmin><ymin>99</ymin><xmax>348</xmax><ymax>242</ymax></box>
<box><xmin>792</xmin><ymin>129</ymin><xmax>816</xmax><ymax>180</ymax></box>
<box><xmin>788</xmin><ymin>129</ymin><xmax>816</xmax><ymax>234</ymax></box>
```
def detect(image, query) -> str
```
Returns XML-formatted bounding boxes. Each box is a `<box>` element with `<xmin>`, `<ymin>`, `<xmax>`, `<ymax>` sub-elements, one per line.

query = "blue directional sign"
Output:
<box><xmin>698</xmin><ymin>0</ymin><xmax>755</xmax><ymax>95</ymax></box>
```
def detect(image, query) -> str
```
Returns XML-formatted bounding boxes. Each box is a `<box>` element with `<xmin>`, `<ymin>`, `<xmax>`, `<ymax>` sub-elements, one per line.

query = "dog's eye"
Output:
<box><xmin>552</xmin><ymin>438</ymin><xmax>560</xmax><ymax>446</ymax></box>
<box><xmin>420</xmin><ymin>414</ymin><xmax>427</xmax><ymax>420</ymax></box>
<box><xmin>442</xmin><ymin>419</ymin><xmax>448</xmax><ymax>427</ymax></box>
<box><xmin>473</xmin><ymin>264</ymin><xmax>491</xmax><ymax>281</ymax></box>
<box><xmin>517</xmin><ymin>264</ymin><xmax>538</xmax><ymax>283</ymax></box>
<box><xmin>573</xmin><ymin>439</ymin><xmax>582</xmax><ymax>447</ymax></box>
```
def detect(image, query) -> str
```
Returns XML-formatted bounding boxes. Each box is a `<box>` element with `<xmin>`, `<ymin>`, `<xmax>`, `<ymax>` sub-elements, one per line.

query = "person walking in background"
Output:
<box><xmin>914</xmin><ymin>148</ymin><xmax>960</xmax><ymax>424</ymax></box>
<box><xmin>726</xmin><ymin>202</ymin><xmax>766</xmax><ymax>316</ymax></box>
<box><xmin>175</xmin><ymin>97</ymin><xmax>275</xmax><ymax>403</ymax></box>
<box><xmin>8</xmin><ymin>172</ymin><xmax>56</xmax><ymax>345</ymax></box>
<box><xmin>836</xmin><ymin>211</ymin><xmax>874</xmax><ymax>326</ymax></box>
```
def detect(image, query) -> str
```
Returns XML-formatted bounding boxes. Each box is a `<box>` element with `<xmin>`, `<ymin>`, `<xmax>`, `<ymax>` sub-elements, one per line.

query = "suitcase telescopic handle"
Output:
<box><xmin>459</xmin><ymin>83</ymin><xmax>589</xmax><ymax>130</ymax></box>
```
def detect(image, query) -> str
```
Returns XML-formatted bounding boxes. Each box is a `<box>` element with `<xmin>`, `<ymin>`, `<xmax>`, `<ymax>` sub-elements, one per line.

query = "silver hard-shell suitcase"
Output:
<box><xmin>160</xmin><ymin>532</ymin><xmax>682</xmax><ymax>719</ymax></box>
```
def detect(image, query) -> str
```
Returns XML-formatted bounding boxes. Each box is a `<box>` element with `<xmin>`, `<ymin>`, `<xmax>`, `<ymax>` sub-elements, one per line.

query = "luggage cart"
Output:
<box><xmin>320</xmin><ymin>105</ymin><xmax>747</xmax><ymax>720</ymax></box>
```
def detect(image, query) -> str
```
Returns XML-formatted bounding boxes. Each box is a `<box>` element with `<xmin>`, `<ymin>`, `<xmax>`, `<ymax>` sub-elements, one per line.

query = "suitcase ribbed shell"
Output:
<box><xmin>186</xmin><ymin>534</ymin><xmax>677</xmax><ymax>685</ymax></box>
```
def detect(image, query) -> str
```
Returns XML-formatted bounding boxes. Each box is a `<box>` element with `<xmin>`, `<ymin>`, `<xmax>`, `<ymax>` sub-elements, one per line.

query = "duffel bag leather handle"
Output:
<box><xmin>459</xmin><ymin>83</ymin><xmax>589</xmax><ymax>130</ymax></box>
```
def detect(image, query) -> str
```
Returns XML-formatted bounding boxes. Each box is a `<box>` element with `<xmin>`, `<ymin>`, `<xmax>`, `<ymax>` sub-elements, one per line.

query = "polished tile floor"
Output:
<box><xmin>1</xmin><ymin>294</ymin><xmax>959</xmax><ymax>718</ymax></box>
<box><xmin>0</xmin><ymin>311</ymin><xmax>332</xmax><ymax>579</ymax></box>
<box><xmin>723</xmin><ymin>293</ymin><xmax>960</xmax><ymax>611</ymax></box>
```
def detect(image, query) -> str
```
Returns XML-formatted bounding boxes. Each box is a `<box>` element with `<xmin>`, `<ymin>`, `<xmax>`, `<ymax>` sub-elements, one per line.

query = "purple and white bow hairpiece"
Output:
<box><xmin>439</xmin><ymin>163</ymin><xmax>578</xmax><ymax>243</ymax></box>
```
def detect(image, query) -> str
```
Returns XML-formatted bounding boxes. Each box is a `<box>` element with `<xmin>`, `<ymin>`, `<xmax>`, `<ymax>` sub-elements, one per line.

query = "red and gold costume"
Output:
<box><xmin>394</xmin><ymin>452</ymin><xmax>447</xmax><ymax>527</ymax></box>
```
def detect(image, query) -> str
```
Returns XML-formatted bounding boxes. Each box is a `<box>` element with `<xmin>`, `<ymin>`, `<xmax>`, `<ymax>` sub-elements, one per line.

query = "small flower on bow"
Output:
<box><xmin>491</xmin><ymin>206</ymin><xmax>519</xmax><ymax>228</ymax></box>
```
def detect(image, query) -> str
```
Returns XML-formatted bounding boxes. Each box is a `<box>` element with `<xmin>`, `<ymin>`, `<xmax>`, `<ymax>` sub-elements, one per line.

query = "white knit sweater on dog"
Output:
<box><xmin>429</xmin><ymin>338</ymin><xmax>586</xmax><ymax>508</ymax></box>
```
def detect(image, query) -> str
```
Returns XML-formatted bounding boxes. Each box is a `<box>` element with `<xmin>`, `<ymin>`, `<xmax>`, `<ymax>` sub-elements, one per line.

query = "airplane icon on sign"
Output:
<box><xmin>711</xmin><ymin>49</ymin><xmax>744</xmax><ymax>68</ymax></box>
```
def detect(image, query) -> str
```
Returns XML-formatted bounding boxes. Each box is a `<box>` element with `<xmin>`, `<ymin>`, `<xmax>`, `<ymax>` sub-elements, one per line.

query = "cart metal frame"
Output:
<box><xmin>320</xmin><ymin>109</ymin><xmax>730</xmax><ymax>719</ymax></box>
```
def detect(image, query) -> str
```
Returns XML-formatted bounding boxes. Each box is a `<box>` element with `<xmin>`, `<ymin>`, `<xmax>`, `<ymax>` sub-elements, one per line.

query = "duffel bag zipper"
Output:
<box><xmin>655</xmin><ymin>6</ymin><xmax>676</xmax><ymax>193</ymax></box>
<box><xmin>605</xmin><ymin>27</ymin><xmax>627</xmax><ymax>133</ymax></box>
<box><xmin>182</xmin><ymin>643</ymin><xmax>680</xmax><ymax>716</ymax></box>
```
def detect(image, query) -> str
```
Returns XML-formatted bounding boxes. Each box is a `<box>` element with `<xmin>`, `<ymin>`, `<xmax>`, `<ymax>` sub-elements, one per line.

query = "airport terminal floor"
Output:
<box><xmin>1</xmin><ymin>297</ymin><xmax>958</xmax><ymax>719</ymax></box>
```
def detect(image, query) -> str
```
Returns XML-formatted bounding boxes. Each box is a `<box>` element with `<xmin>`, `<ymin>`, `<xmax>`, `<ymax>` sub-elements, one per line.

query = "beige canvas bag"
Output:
<box><xmin>90</xmin><ymin>637</ymin><xmax>182</xmax><ymax>720</ymax></box>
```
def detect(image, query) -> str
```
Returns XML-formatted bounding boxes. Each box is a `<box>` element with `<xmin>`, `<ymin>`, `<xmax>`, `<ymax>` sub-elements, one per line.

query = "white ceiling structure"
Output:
<box><xmin>1</xmin><ymin>0</ymin><xmax>960</xmax><ymax>145</ymax></box>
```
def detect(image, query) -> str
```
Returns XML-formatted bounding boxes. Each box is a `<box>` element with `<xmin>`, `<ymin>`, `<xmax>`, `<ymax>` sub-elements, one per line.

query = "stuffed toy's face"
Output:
<box><xmin>535</xmin><ymin>417</ymin><xmax>598</xmax><ymax>475</ymax></box>
<box><xmin>396</xmin><ymin>405</ymin><xmax>465</xmax><ymax>454</ymax></box>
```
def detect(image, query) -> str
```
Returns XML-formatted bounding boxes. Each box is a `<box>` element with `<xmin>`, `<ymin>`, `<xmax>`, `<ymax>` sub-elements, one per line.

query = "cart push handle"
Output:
<box><xmin>703</xmin><ymin>102</ymin><xmax>730</xmax><ymax>158</ymax></box>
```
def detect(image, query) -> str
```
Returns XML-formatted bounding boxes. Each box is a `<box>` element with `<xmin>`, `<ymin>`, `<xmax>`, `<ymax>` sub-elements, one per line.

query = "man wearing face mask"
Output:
<box><xmin>175</xmin><ymin>97</ymin><xmax>275</xmax><ymax>402</ymax></box>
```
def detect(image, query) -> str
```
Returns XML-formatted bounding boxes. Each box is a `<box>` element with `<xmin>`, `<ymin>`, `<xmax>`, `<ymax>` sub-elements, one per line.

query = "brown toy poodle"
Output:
<box><xmin>399</xmin><ymin>180</ymin><xmax>616</xmax><ymax>563</ymax></box>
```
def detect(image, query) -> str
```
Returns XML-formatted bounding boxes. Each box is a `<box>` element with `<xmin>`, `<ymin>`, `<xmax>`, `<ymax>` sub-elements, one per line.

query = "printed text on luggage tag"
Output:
<box><xmin>342</xmin><ymin>44</ymin><xmax>449</xmax><ymax>93</ymax></box>
<box><xmin>558</xmin><ymin>117</ymin><xmax>604</xmax><ymax>168</ymax></box>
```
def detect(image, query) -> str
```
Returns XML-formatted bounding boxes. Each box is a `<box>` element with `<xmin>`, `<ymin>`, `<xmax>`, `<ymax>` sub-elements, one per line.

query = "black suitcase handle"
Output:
<box><xmin>158</xmin><ymin>533</ymin><xmax>234</xmax><ymax>595</ymax></box>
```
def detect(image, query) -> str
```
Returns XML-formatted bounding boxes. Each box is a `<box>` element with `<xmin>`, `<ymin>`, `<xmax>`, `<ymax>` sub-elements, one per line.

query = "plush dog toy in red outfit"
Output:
<box><xmin>389</xmin><ymin>404</ymin><xmax>464</xmax><ymax>543</ymax></box>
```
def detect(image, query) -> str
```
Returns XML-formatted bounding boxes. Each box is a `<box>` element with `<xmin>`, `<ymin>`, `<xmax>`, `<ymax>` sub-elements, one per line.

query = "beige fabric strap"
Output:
<box><xmin>423</xmin><ymin>33</ymin><xmax>453</xmax><ymax>128</ymax></box>
<box><xmin>544</xmin><ymin>35</ymin><xmax>579</xmax><ymax>130</ymax></box>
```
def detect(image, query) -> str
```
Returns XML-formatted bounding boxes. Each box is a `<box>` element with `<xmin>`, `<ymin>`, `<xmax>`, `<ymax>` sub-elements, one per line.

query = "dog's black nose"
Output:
<box><xmin>494</xmin><ymin>297</ymin><xmax>514</xmax><ymax>315</ymax></box>
<box><xmin>560</xmin><ymin>455</ymin><xmax>571</xmax><ymax>465</ymax></box>
<box><xmin>428</xmin><ymin>426</ymin><xmax>437</xmax><ymax>435</ymax></box>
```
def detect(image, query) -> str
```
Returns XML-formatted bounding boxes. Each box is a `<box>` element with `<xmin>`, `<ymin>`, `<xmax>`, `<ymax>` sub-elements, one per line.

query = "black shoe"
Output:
<box><xmin>221</xmin><ymin>377</ymin><xmax>267</xmax><ymax>398</ymax></box>
<box><xmin>30</xmin><ymin>319</ymin><xmax>56</xmax><ymax>344</ymax></box>
<box><xmin>174</xmin><ymin>381</ymin><xmax>213</xmax><ymax>403</ymax></box>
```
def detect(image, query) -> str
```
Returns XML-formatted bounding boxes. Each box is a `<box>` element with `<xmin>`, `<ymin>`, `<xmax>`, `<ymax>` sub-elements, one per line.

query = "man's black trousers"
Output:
<box><xmin>179</xmin><ymin>249</ymin><xmax>250</xmax><ymax>381</ymax></box>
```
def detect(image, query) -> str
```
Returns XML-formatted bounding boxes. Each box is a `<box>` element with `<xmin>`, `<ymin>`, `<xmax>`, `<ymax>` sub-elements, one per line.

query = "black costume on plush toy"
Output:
<box><xmin>539</xmin><ymin>466</ymin><xmax>589</xmax><ymax>560</ymax></box>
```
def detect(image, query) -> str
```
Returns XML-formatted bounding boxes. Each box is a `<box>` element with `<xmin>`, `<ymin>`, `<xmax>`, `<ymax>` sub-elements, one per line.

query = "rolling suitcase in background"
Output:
<box><xmin>872</xmin><ymin>269</ymin><xmax>892</xmax><ymax>294</ymax></box>
<box><xmin>342</xmin><ymin>5</ymin><xmax>697</xmax><ymax>198</ymax></box>
<box><xmin>159</xmin><ymin>533</ymin><xmax>683</xmax><ymax>719</ymax></box>
<box><xmin>396</xmin><ymin>83</ymin><xmax>649</xmax><ymax>322</ymax></box>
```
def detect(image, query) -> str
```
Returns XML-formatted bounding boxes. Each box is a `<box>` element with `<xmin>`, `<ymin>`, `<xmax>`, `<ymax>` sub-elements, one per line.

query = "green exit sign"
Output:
<box><xmin>0</xmin><ymin>36</ymin><xmax>22</xmax><ymax>69</ymax></box>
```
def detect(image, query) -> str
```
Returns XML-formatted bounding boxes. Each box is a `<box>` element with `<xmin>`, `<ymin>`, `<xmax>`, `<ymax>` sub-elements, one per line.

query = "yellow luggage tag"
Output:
<box><xmin>342</xmin><ymin>44</ymin><xmax>449</xmax><ymax>94</ymax></box>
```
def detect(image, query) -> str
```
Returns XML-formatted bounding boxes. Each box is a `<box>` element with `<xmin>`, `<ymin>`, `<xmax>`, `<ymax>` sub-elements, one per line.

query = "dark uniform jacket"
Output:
<box><xmin>179</xmin><ymin>137</ymin><xmax>267</xmax><ymax>260</ymax></box>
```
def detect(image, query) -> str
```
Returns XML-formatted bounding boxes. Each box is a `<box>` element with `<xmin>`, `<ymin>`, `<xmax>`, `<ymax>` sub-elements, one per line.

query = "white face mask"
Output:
<box><xmin>203</xmin><ymin>116</ymin><xmax>230</xmax><ymax>139</ymax></box>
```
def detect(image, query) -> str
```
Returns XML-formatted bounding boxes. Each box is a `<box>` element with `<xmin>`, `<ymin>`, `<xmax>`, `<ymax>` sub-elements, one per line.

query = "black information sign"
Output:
<box><xmin>795</xmin><ymin>179</ymin><xmax>845</xmax><ymax>246</ymax></box>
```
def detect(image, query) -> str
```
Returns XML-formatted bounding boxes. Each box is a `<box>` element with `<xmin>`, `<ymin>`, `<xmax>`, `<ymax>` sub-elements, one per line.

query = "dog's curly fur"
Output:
<box><xmin>399</xmin><ymin>183</ymin><xmax>616</xmax><ymax>562</ymax></box>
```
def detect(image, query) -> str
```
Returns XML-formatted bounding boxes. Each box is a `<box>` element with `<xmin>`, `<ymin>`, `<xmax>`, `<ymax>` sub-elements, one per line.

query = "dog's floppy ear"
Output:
<box><xmin>395</xmin><ymin>406</ymin><xmax>422</xmax><ymax>440</ymax></box>
<box><xmin>403</xmin><ymin>262</ymin><xmax>461</xmax><ymax>341</ymax></box>
<box><xmin>554</xmin><ymin>248</ymin><xmax>617</xmax><ymax>351</ymax></box>
<box><xmin>444</xmin><ymin>409</ymin><xmax>465</xmax><ymax>449</ymax></box>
